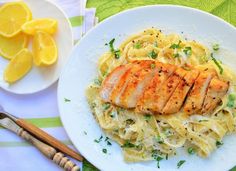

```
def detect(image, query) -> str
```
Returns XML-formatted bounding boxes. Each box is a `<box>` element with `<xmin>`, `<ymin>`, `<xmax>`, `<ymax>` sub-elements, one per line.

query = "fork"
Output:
<box><xmin>0</xmin><ymin>106</ymin><xmax>80</xmax><ymax>171</ymax></box>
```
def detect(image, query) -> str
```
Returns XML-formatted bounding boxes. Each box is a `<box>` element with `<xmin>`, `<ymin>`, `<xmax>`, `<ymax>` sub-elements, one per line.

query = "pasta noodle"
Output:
<box><xmin>86</xmin><ymin>28</ymin><xmax>236</xmax><ymax>162</ymax></box>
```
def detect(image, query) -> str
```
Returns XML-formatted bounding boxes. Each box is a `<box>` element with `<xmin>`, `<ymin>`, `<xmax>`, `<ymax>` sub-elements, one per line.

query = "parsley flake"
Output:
<box><xmin>144</xmin><ymin>114</ymin><xmax>152</xmax><ymax>121</ymax></box>
<box><xmin>213</xmin><ymin>44</ymin><xmax>220</xmax><ymax>51</ymax></box>
<box><xmin>148</xmin><ymin>50</ymin><xmax>157</xmax><ymax>59</ymax></box>
<box><xmin>170</xmin><ymin>40</ymin><xmax>181</xmax><ymax>49</ymax></box>
<box><xmin>102</xmin><ymin>148</ymin><xmax>107</xmax><ymax>154</ymax></box>
<box><xmin>155</xmin><ymin>135</ymin><xmax>164</xmax><ymax>144</ymax></box>
<box><xmin>108</xmin><ymin>38</ymin><xmax>121</xmax><ymax>59</ymax></box>
<box><xmin>94</xmin><ymin>135</ymin><xmax>103</xmax><ymax>143</ymax></box>
<box><xmin>187</xmin><ymin>147</ymin><xmax>196</xmax><ymax>155</ymax></box>
<box><xmin>177</xmin><ymin>160</ymin><xmax>186</xmax><ymax>169</ymax></box>
<box><xmin>183</xmin><ymin>46</ymin><xmax>192</xmax><ymax>56</ymax></box>
<box><xmin>227</xmin><ymin>94</ymin><xmax>236</xmax><ymax>108</ymax></box>
<box><xmin>211</xmin><ymin>53</ymin><xmax>223</xmax><ymax>74</ymax></box>
<box><xmin>216</xmin><ymin>140</ymin><xmax>223</xmax><ymax>148</ymax></box>
<box><xmin>102</xmin><ymin>103</ymin><xmax>111</xmax><ymax>110</ymax></box>
<box><xmin>121</xmin><ymin>140</ymin><xmax>136</xmax><ymax>148</ymax></box>
<box><xmin>173</xmin><ymin>53</ymin><xmax>180</xmax><ymax>58</ymax></box>
<box><xmin>64</xmin><ymin>98</ymin><xmax>71</xmax><ymax>102</ymax></box>
<box><xmin>133</xmin><ymin>42</ymin><xmax>142</xmax><ymax>49</ymax></box>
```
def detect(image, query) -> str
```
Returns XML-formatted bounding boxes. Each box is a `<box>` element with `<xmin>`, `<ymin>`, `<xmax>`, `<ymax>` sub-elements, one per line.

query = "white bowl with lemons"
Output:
<box><xmin>0</xmin><ymin>0</ymin><xmax>73</xmax><ymax>94</ymax></box>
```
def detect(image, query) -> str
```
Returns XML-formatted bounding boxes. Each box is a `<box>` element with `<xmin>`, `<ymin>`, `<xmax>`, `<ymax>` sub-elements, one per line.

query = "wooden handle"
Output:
<box><xmin>17</xmin><ymin>128</ymin><xmax>80</xmax><ymax>171</ymax></box>
<box><xmin>16</xmin><ymin>119</ymin><xmax>83</xmax><ymax>161</ymax></box>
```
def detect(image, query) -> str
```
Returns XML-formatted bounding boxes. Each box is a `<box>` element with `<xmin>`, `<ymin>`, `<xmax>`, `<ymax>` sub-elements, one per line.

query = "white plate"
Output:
<box><xmin>58</xmin><ymin>5</ymin><xmax>236</xmax><ymax>171</ymax></box>
<box><xmin>0</xmin><ymin>0</ymin><xmax>73</xmax><ymax>94</ymax></box>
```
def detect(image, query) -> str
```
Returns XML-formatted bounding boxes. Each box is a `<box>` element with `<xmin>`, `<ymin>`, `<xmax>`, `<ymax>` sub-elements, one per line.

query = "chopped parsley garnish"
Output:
<box><xmin>94</xmin><ymin>135</ymin><xmax>103</xmax><ymax>143</ymax></box>
<box><xmin>125</xmin><ymin>119</ymin><xmax>135</xmax><ymax>125</ymax></box>
<box><xmin>64</xmin><ymin>98</ymin><xmax>71</xmax><ymax>102</ymax></box>
<box><xmin>170</xmin><ymin>40</ymin><xmax>181</xmax><ymax>49</ymax></box>
<box><xmin>102</xmin><ymin>148</ymin><xmax>107</xmax><ymax>154</ymax></box>
<box><xmin>216</xmin><ymin>140</ymin><xmax>223</xmax><ymax>148</ymax></box>
<box><xmin>183</xmin><ymin>46</ymin><xmax>192</xmax><ymax>56</ymax></box>
<box><xmin>148</xmin><ymin>50</ymin><xmax>157</xmax><ymax>59</ymax></box>
<box><xmin>152</xmin><ymin>150</ymin><xmax>163</xmax><ymax>168</ymax></box>
<box><xmin>151</xmin><ymin>63</ymin><xmax>156</xmax><ymax>69</ymax></box>
<box><xmin>155</xmin><ymin>135</ymin><xmax>164</xmax><ymax>144</ymax></box>
<box><xmin>108</xmin><ymin>38</ymin><xmax>121</xmax><ymax>59</ymax></box>
<box><xmin>114</xmin><ymin>49</ymin><xmax>121</xmax><ymax>59</ymax></box>
<box><xmin>133</xmin><ymin>41</ymin><xmax>142</xmax><ymax>49</ymax></box>
<box><xmin>177</xmin><ymin>160</ymin><xmax>186</xmax><ymax>169</ymax></box>
<box><xmin>144</xmin><ymin>114</ymin><xmax>152</xmax><ymax>121</ymax></box>
<box><xmin>213</xmin><ymin>44</ymin><xmax>220</xmax><ymax>51</ymax></box>
<box><xmin>102</xmin><ymin>103</ymin><xmax>111</xmax><ymax>110</ymax></box>
<box><xmin>109</xmin><ymin>38</ymin><xmax>115</xmax><ymax>52</ymax></box>
<box><xmin>211</xmin><ymin>53</ymin><xmax>223</xmax><ymax>74</ymax></box>
<box><xmin>199</xmin><ymin>119</ymin><xmax>208</xmax><ymax>122</ymax></box>
<box><xmin>83</xmin><ymin>131</ymin><xmax>87</xmax><ymax>135</ymax></box>
<box><xmin>227</xmin><ymin>94</ymin><xmax>236</xmax><ymax>108</ymax></box>
<box><xmin>173</xmin><ymin>53</ymin><xmax>180</xmax><ymax>58</ymax></box>
<box><xmin>93</xmin><ymin>78</ymin><xmax>101</xmax><ymax>86</ymax></box>
<box><xmin>153</xmin><ymin>41</ymin><xmax>158</xmax><ymax>47</ymax></box>
<box><xmin>187</xmin><ymin>147</ymin><xmax>196</xmax><ymax>155</ymax></box>
<box><xmin>109</xmin><ymin>110</ymin><xmax>117</xmax><ymax>118</ymax></box>
<box><xmin>121</xmin><ymin>140</ymin><xmax>136</xmax><ymax>148</ymax></box>
<box><xmin>105</xmin><ymin>137</ymin><xmax>112</xmax><ymax>146</ymax></box>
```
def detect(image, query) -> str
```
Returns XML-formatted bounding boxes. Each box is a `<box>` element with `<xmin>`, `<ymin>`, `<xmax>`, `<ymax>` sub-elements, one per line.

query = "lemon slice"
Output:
<box><xmin>0</xmin><ymin>2</ymin><xmax>32</xmax><ymax>37</ymax></box>
<box><xmin>22</xmin><ymin>18</ymin><xmax>58</xmax><ymax>35</ymax></box>
<box><xmin>0</xmin><ymin>33</ymin><xmax>29</xmax><ymax>60</ymax></box>
<box><xmin>4</xmin><ymin>49</ymin><xmax>33</xmax><ymax>83</ymax></box>
<box><xmin>33</xmin><ymin>31</ymin><xmax>58</xmax><ymax>66</ymax></box>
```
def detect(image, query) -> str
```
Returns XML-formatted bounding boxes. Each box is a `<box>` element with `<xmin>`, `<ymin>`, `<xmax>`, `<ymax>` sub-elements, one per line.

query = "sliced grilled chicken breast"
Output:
<box><xmin>136</xmin><ymin>63</ymin><xmax>177</xmax><ymax>114</ymax></box>
<box><xmin>119</xmin><ymin>60</ymin><xmax>156</xmax><ymax>108</ymax></box>
<box><xmin>100</xmin><ymin>64</ymin><xmax>130</xmax><ymax>102</ymax></box>
<box><xmin>162</xmin><ymin>69</ymin><xmax>200</xmax><ymax>114</ymax></box>
<box><xmin>100</xmin><ymin>60</ymin><xmax>229</xmax><ymax>115</ymax></box>
<box><xmin>183</xmin><ymin>70</ymin><xmax>216</xmax><ymax>114</ymax></box>
<box><xmin>201</xmin><ymin>78</ymin><xmax>229</xmax><ymax>114</ymax></box>
<box><xmin>150</xmin><ymin>67</ymin><xmax>188</xmax><ymax>113</ymax></box>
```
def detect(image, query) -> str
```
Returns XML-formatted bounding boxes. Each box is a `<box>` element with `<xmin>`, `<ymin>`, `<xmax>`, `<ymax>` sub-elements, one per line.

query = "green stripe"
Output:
<box><xmin>0</xmin><ymin>117</ymin><xmax>62</xmax><ymax>129</ymax></box>
<box><xmin>69</xmin><ymin>16</ymin><xmax>84</xmax><ymax>27</ymax></box>
<box><xmin>0</xmin><ymin>140</ymin><xmax>72</xmax><ymax>147</ymax></box>
<box><xmin>25</xmin><ymin>117</ymin><xmax>62</xmax><ymax>128</ymax></box>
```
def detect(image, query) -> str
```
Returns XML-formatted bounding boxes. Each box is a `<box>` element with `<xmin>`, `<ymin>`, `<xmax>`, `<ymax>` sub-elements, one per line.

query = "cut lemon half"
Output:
<box><xmin>33</xmin><ymin>31</ymin><xmax>58</xmax><ymax>66</ymax></box>
<box><xmin>4</xmin><ymin>49</ymin><xmax>33</xmax><ymax>83</ymax></box>
<box><xmin>22</xmin><ymin>18</ymin><xmax>58</xmax><ymax>35</ymax></box>
<box><xmin>0</xmin><ymin>33</ymin><xmax>29</xmax><ymax>60</ymax></box>
<box><xmin>0</xmin><ymin>2</ymin><xmax>32</xmax><ymax>37</ymax></box>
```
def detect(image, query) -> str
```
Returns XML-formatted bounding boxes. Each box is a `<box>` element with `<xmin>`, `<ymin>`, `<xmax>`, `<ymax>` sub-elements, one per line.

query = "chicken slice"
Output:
<box><xmin>119</xmin><ymin>60</ymin><xmax>156</xmax><ymax>108</ymax></box>
<box><xmin>162</xmin><ymin>69</ymin><xmax>200</xmax><ymax>114</ymax></box>
<box><xmin>136</xmin><ymin>63</ymin><xmax>177</xmax><ymax>114</ymax></box>
<box><xmin>183</xmin><ymin>70</ymin><xmax>216</xmax><ymax>114</ymax></box>
<box><xmin>100</xmin><ymin>64</ymin><xmax>131</xmax><ymax>102</ymax></box>
<box><xmin>110</xmin><ymin>60</ymin><xmax>153</xmax><ymax>105</ymax></box>
<box><xmin>151</xmin><ymin>67</ymin><xmax>188</xmax><ymax>113</ymax></box>
<box><xmin>201</xmin><ymin>78</ymin><xmax>229</xmax><ymax>114</ymax></box>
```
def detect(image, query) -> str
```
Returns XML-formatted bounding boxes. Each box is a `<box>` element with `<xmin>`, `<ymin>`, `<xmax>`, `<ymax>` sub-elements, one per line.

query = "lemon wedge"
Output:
<box><xmin>0</xmin><ymin>33</ymin><xmax>29</xmax><ymax>60</ymax></box>
<box><xmin>0</xmin><ymin>2</ymin><xmax>32</xmax><ymax>37</ymax></box>
<box><xmin>22</xmin><ymin>18</ymin><xmax>58</xmax><ymax>35</ymax></box>
<box><xmin>4</xmin><ymin>49</ymin><xmax>33</xmax><ymax>83</ymax></box>
<box><xmin>33</xmin><ymin>31</ymin><xmax>58</xmax><ymax>66</ymax></box>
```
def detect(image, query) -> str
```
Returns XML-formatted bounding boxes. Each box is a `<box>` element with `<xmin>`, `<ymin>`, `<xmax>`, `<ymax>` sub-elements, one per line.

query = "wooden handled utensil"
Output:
<box><xmin>0</xmin><ymin>105</ymin><xmax>83</xmax><ymax>170</ymax></box>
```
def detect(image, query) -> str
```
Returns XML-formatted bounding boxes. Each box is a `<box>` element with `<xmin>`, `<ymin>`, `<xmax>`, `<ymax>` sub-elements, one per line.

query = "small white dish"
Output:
<box><xmin>0</xmin><ymin>0</ymin><xmax>73</xmax><ymax>94</ymax></box>
<box><xmin>58</xmin><ymin>5</ymin><xmax>236</xmax><ymax>171</ymax></box>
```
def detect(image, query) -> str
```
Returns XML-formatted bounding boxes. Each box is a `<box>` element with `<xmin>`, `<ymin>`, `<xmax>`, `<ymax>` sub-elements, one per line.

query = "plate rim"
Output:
<box><xmin>0</xmin><ymin>0</ymin><xmax>73</xmax><ymax>95</ymax></box>
<box><xmin>58</xmin><ymin>4</ymin><xmax>236</xmax><ymax>170</ymax></box>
